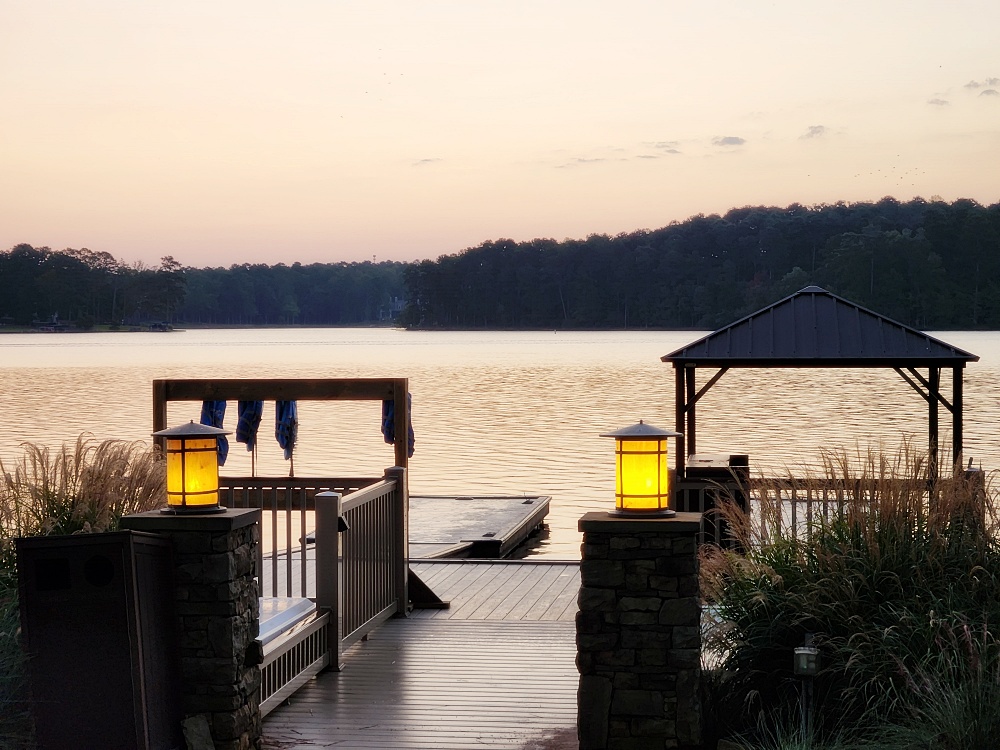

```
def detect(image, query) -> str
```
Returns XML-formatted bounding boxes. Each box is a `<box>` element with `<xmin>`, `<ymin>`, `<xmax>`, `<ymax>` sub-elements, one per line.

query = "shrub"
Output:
<box><xmin>850</xmin><ymin>620</ymin><xmax>1000</xmax><ymax>750</ymax></box>
<box><xmin>701</xmin><ymin>443</ymin><xmax>1000</xmax><ymax>741</ymax></box>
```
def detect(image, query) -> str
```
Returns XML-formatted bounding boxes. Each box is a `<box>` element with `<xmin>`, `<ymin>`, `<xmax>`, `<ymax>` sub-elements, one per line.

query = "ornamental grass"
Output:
<box><xmin>0</xmin><ymin>435</ymin><xmax>165</xmax><ymax>749</ymax></box>
<box><xmin>701</xmin><ymin>443</ymin><xmax>1000</xmax><ymax>748</ymax></box>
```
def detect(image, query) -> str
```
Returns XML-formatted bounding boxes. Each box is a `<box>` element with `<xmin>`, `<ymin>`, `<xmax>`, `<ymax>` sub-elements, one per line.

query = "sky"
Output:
<box><xmin>1</xmin><ymin>1</ymin><xmax>998</xmax><ymax>268</ymax></box>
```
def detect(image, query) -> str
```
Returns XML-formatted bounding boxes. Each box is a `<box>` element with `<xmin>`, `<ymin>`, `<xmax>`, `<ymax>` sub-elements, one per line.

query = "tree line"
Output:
<box><xmin>3</xmin><ymin>197</ymin><xmax>999</xmax><ymax>331</ymax></box>
<box><xmin>0</xmin><ymin>245</ymin><xmax>185</xmax><ymax>328</ymax></box>
<box><xmin>402</xmin><ymin>198</ymin><xmax>1000</xmax><ymax>330</ymax></box>
<box><xmin>0</xmin><ymin>245</ymin><xmax>406</xmax><ymax>328</ymax></box>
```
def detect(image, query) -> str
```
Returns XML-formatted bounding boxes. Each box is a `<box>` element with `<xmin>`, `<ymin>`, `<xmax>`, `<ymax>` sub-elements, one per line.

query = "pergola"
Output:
<box><xmin>662</xmin><ymin>286</ymin><xmax>979</xmax><ymax>479</ymax></box>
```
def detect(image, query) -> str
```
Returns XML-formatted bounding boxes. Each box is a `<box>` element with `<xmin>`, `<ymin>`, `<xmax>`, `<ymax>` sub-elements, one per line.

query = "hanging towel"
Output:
<box><xmin>236</xmin><ymin>400</ymin><xmax>263</xmax><ymax>451</ymax></box>
<box><xmin>381</xmin><ymin>393</ymin><xmax>415</xmax><ymax>458</ymax></box>
<box><xmin>200</xmin><ymin>400</ymin><xmax>229</xmax><ymax>466</ymax></box>
<box><xmin>275</xmin><ymin>400</ymin><xmax>298</xmax><ymax>460</ymax></box>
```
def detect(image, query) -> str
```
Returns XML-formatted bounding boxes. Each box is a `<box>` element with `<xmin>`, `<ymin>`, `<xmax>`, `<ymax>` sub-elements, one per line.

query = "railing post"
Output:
<box><xmin>385</xmin><ymin>466</ymin><xmax>409</xmax><ymax>616</ymax></box>
<box><xmin>315</xmin><ymin>491</ymin><xmax>344</xmax><ymax>670</ymax></box>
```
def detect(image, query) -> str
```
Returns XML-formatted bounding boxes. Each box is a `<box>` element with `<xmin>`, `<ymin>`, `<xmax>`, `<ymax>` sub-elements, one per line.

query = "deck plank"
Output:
<box><xmin>263</xmin><ymin>618</ymin><xmax>577</xmax><ymax>750</ymax></box>
<box><xmin>409</xmin><ymin>561</ymin><xmax>580</xmax><ymax>622</ymax></box>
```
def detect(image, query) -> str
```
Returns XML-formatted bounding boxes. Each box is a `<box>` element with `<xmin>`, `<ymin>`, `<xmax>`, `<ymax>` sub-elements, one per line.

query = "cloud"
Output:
<box><xmin>412</xmin><ymin>158</ymin><xmax>443</xmax><ymax>166</ymax></box>
<box><xmin>555</xmin><ymin>157</ymin><xmax>607</xmax><ymax>169</ymax></box>
<box><xmin>980</xmin><ymin>89</ymin><xmax>999</xmax><ymax>97</ymax></box>
<box><xmin>801</xmin><ymin>125</ymin><xmax>827</xmax><ymax>139</ymax></box>
<box><xmin>636</xmin><ymin>154</ymin><xmax>659</xmax><ymax>159</ymax></box>
<box><xmin>927</xmin><ymin>98</ymin><xmax>949</xmax><ymax>106</ymax></box>
<box><xmin>987</xmin><ymin>77</ymin><xmax>1000</xmax><ymax>86</ymax></box>
<box><xmin>643</xmin><ymin>141</ymin><xmax>681</xmax><ymax>154</ymax></box>
<box><xmin>712</xmin><ymin>136</ymin><xmax>746</xmax><ymax>147</ymax></box>
<box><xmin>965</xmin><ymin>80</ymin><xmax>982</xmax><ymax>89</ymax></box>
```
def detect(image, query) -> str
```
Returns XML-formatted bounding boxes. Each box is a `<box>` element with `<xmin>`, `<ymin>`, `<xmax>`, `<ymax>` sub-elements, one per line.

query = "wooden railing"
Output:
<box><xmin>228</xmin><ymin>468</ymin><xmax>408</xmax><ymax>697</ymax></box>
<box><xmin>310</xmin><ymin>467</ymin><xmax>407</xmax><ymax>669</ymax></box>
<box><xmin>220</xmin><ymin>476</ymin><xmax>379</xmax><ymax>598</ymax></box>
<box><xmin>678</xmin><ymin>472</ymin><xmax>985</xmax><ymax>547</ymax></box>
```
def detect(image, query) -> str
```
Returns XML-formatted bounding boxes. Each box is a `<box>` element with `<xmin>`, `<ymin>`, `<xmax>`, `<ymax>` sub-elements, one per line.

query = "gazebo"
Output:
<box><xmin>662</xmin><ymin>286</ymin><xmax>979</xmax><ymax>480</ymax></box>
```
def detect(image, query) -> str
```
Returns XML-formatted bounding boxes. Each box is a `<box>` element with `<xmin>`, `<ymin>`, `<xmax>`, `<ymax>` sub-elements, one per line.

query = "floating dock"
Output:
<box><xmin>408</xmin><ymin>494</ymin><xmax>550</xmax><ymax>559</ymax></box>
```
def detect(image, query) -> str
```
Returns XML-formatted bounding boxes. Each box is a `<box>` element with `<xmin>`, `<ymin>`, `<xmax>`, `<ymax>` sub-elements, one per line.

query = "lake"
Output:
<box><xmin>2</xmin><ymin>328</ymin><xmax>999</xmax><ymax>559</ymax></box>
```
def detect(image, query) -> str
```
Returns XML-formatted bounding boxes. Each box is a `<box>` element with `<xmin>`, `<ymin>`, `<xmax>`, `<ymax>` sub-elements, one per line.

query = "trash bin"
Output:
<box><xmin>16</xmin><ymin>531</ymin><xmax>183</xmax><ymax>750</ymax></box>
<box><xmin>679</xmin><ymin>454</ymin><xmax>749</xmax><ymax>547</ymax></box>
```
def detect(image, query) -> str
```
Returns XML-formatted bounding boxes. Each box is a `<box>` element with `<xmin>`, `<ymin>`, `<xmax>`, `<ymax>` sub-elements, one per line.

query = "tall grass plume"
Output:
<box><xmin>700</xmin><ymin>442</ymin><xmax>1000</xmax><ymax>741</ymax></box>
<box><xmin>0</xmin><ymin>435</ymin><xmax>165</xmax><ymax>747</ymax></box>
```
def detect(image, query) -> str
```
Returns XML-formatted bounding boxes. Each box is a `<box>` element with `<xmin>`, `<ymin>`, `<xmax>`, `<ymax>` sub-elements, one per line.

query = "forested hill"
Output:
<box><xmin>2</xmin><ymin>198</ymin><xmax>999</xmax><ymax>331</ymax></box>
<box><xmin>0</xmin><ymin>248</ymin><xmax>407</xmax><ymax>328</ymax></box>
<box><xmin>402</xmin><ymin>198</ymin><xmax>1000</xmax><ymax>330</ymax></box>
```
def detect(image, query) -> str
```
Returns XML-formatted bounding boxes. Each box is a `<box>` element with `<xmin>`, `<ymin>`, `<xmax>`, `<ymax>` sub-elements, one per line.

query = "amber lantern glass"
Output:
<box><xmin>600</xmin><ymin>420</ymin><xmax>682</xmax><ymax>516</ymax></box>
<box><xmin>153</xmin><ymin>421</ymin><xmax>230</xmax><ymax>513</ymax></box>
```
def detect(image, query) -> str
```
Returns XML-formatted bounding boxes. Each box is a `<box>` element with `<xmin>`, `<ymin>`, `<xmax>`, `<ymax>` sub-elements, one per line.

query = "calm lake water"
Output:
<box><xmin>2</xmin><ymin>328</ymin><xmax>999</xmax><ymax>559</ymax></box>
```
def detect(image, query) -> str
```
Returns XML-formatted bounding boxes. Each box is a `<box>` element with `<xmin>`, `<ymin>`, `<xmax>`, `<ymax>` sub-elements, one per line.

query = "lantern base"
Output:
<box><xmin>160</xmin><ymin>505</ymin><xmax>227</xmax><ymax>515</ymax></box>
<box><xmin>609</xmin><ymin>507</ymin><xmax>676</xmax><ymax>518</ymax></box>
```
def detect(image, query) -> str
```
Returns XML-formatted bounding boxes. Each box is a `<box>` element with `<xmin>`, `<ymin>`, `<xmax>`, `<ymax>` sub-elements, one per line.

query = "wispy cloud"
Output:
<box><xmin>712</xmin><ymin>136</ymin><xmax>746</xmax><ymax>147</ymax></box>
<box><xmin>642</xmin><ymin>141</ymin><xmax>681</xmax><ymax>154</ymax></box>
<box><xmin>927</xmin><ymin>98</ymin><xmax>949</xmax><ymax>106</ymax></box>
<box><xmin>801</xmin><ymin>125</ymin><xmax>827</xmax><ymax>139</ymax></box>
<box><xmin>980</xmin><ymin>89</ymin><xmax>999</xmax><ymax>97</ymax></box>
<box><xmin>964</xmin><ymin>78</ymin><xmax>1000</xmax><ymax>91</ymax></box>
<box><xmin>555</xmin><ymin>157</ymin><xmax>608</xmax><ymax>169</ymax></box>
<box><xmin>412</xmin><ymin>158</ymin><xmax>443</xmax><ymax>166</ymax></box>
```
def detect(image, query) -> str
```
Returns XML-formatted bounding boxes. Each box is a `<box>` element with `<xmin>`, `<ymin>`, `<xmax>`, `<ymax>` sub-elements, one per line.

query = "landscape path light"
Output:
<box><xmin>600</xmin><ymin>419</ymin><xmax>682</xmax><ymax>517</ymax></box>
<box><xmin>152</xmin><ymin>421</ymin><xmax>231</xmax><ymax>513</ymax></box>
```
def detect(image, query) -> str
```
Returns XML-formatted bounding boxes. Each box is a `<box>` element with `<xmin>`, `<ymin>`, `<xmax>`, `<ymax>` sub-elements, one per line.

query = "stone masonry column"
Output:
<box><xmin>122</xmin><ymin>509</ymin><xmax>262</xmax><ymax>750</ymax></box>
<box><xmin>577</xmin><ymin>511</ymin><xmax>702</xmax><ymax>750</ymax></box>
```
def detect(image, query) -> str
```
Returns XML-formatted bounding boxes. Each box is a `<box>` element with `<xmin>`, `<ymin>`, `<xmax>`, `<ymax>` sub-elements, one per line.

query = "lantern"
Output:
<box><xmin>600</xmin><ymin>420</ymin><xmax>681</xmax><ymax>517</ymax></box>
<box><xmin>152</xmin><ymin>421</ymin><xmax>230</xmax><ymax>513</ymax></box>
<box><xmin>794</xmin><ymin>644</ymin><xmax>821</xmax><ymax>677</ymax></box>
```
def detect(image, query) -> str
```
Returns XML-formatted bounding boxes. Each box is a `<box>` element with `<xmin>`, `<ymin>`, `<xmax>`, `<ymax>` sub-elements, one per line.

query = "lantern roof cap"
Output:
<box><xmin>152</xmin><ymin>420</ymin><xmax>232</xmax><ymax>438</ymax></box>
<box><xmin>600</xmin><ymin>419</ymin><xmax>681</xmax><ymax>439</ymax></box>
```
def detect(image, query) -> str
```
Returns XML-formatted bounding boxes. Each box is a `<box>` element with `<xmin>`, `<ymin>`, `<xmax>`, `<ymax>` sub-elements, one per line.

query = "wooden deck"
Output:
<box><xmin>408</xmin><ymin>560</ymin><xmax>579</xmax><ymax>621</ymax></box>
<box><xmin>262</xmin><ymin>561</ymin><xmax>580</xmax><ymax>749</ymax></box>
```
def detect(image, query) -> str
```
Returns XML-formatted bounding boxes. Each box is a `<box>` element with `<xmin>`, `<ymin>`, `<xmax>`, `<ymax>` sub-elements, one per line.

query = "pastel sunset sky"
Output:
<box><xmin>2</xmin><ymin>0</ymin><xmax>998</xmax><ymax>267</ymax></box>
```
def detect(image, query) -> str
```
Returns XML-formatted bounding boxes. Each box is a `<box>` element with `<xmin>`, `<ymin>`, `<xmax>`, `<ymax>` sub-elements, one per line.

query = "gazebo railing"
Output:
<box><xmin>678</xmin><ymin>474</ymin><xmax>983</xmax><ymax>547</ymax></box>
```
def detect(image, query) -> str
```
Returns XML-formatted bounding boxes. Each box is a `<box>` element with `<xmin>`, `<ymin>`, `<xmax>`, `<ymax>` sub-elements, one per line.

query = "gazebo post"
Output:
<box><xmin>685</xmin><ymin>365</ymin><xmax>697</xmax><ymax>457</ymax></box>
<box><xmin>674</xmin><ymin>365</ymin><xmax>686</xmax><ymax>479</ymax></box>
<box><xmin>953</xmin><ymin>366</ymin><xmax>964</xmax><ymax>471</ymax></box>
<box><xmin>928</xmin><ymin>367</ymin><xmax>940</xmax><ymax>482</ymax></box>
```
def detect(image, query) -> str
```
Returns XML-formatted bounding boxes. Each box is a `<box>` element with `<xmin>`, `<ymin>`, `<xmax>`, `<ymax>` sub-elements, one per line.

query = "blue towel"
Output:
<box><xmin>275</xmin><ymin>400</ymin><xmax>298</xmax><ymax>460</ymax></box>
<box><xmin>236</xmin><ymin>400</ymin><xmax>263</xmax><ymax>451</ymax></box>
<box><xmin>199</xmin><ymin>400</ymin><xmax>229</xmax><ymax>466</ymax></box>
<box><xmin>381</xmin><ymin>393</ymin><xmax>415</xmax><ymax>458</ymax></box>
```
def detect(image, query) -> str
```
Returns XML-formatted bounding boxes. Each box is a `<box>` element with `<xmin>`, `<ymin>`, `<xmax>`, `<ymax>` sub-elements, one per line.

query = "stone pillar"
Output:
<box><xmin>122</xmin><ymin>509</ymin><xmax>262</xmax><ymax>750</ymax></box>
<box><xmin>577</xmin><ymin>512</ymin><xmax>702</xmax><ymax>750</ymax></box>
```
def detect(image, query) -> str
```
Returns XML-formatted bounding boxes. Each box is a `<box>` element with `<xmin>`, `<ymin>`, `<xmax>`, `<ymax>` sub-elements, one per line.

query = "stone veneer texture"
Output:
<box><xmin>576</xmin><ymin>512</ymin><xmax>702</xmax><ymax>750</ymax></box>
<box><xmin>123</xmin><ymin>509</ymin><xmax>262</xmax><ymax>750</ymax></box>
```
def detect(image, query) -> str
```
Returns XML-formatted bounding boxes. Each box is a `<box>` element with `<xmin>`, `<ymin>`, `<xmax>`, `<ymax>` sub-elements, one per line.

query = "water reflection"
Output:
<box><xmin>2</xmin><ymin>328</ymin><xmax>998</xmax><ymax>559</ymax></box>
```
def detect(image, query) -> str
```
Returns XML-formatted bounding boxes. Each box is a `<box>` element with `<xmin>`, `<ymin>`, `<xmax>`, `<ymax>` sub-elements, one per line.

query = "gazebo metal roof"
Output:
<box><xmin>664</xmin><ymin>286</ymin><xmax>978</xmax><ymax>367</ymax></box>
<box><xmin>662</xmin><ymin>286</ymin><xmax>979</xmax><ymax>479</ymax></box>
